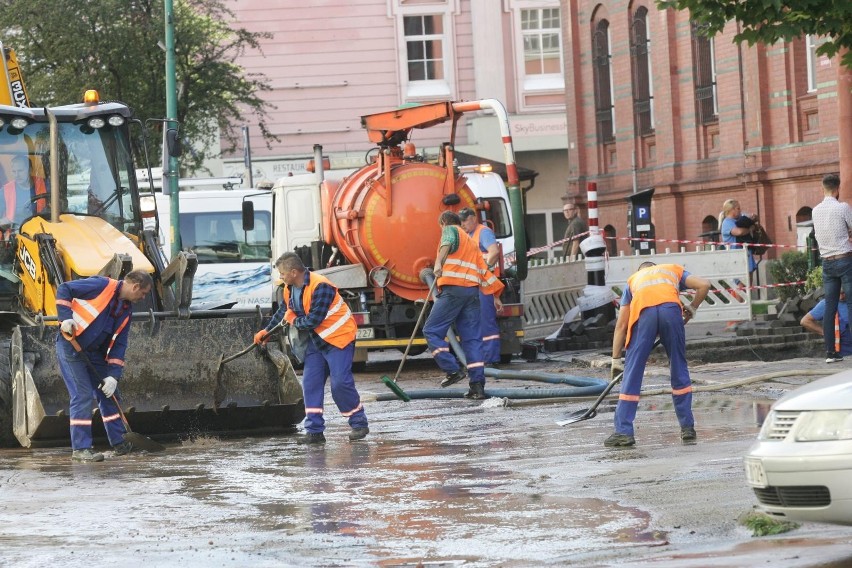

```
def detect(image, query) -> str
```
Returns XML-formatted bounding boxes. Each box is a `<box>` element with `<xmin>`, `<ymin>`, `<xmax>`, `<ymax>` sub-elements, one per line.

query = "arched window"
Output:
<box><xmin>630</xmin><ymin>6</ymin><xmax>654</xmax><ymax>135</ymax></box>
<box><xmin>593</xmin><ymin>19</ymin><xmax>615</xmax><ymax>144</ymax></box>
<box><xmin>604</xmin><ymin>224</ymin><xmax>618</xmax><ymax>256</ymax></box>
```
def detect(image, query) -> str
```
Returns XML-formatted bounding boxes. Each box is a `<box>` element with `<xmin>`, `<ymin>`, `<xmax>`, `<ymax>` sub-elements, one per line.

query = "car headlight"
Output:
<box><xmin>793</xmin><ymin>410</ymin><xmax>852</xmax><ymax>441</ymax></box>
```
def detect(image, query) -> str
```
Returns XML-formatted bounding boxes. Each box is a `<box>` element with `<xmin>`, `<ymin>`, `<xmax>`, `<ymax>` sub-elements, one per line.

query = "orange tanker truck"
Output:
<box><xmin>265</xmin><ymin>100</ymin><xmax>528</xmax><ymax>366</ymax></box>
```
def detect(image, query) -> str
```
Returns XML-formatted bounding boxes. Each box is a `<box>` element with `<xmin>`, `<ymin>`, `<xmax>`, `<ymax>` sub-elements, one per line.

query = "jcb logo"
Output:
<box><xmin>19</xmin><ymin>247</ymin><xmax>36</xmax><ymax>280</ymax></box>
<box><xmin>10</xmin><ymin>80</ymin><xmax>27</xmax><ymax>108</ymax></box>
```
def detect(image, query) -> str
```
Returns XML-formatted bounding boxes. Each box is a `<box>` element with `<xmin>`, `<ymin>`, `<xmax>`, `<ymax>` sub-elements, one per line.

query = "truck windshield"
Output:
<box><xmin>179</xmin><ymin>210</ymin><xmax>272</xmax><ymax>264</ymax></box>
<box><xmin>0</xmin><ymin>120</ymin><xmax>138</xmax><ymax>233</ymax></box>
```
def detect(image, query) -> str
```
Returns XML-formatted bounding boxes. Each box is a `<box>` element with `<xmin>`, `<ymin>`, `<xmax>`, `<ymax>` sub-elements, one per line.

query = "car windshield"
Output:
<box><xmin>0</xmin><ymin>120</ymin><xmax>138</xmax><ymax>233</ymax></box>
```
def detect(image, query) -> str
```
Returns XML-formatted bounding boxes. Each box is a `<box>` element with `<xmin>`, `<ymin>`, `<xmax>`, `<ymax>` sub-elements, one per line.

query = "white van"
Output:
<box><xmin>156</xmin><ymin>189</ymin><xmax>273</xmax><ymax>310</ymax></box>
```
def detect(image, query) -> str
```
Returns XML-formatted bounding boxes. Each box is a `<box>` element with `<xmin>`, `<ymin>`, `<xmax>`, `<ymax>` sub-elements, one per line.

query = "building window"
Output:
<box><xmin>692</xmin><ymin>23</ymin><xmax>718</xmax><ymax>124</ymax></box>
<box><xmin>405</xmin><ymin>15</ymin><xmax>444</xmax><ymax>81</ymax></box>
<box><xmin>593</xmin><ymin>19</ymin><xmax>615</xmax><ymax>144</ymax></box>
<box><xmin>630</xmin><ymin>7</ymin><xmax>654</xmax><ymax>136</ymax></box>
<box><xmin>520</xmin><ymin>6</ymin><xmax>564</xmax><ymax>92</ymax></box>
<box><xmin>394</xmin><ymin>6</ymin><xmax>455</xmax><ymax>102</ymax></box>
<box><xmin>806</xmin><ymin>34</ymin><xmax>818</xmax><ymax>92</ymax></box>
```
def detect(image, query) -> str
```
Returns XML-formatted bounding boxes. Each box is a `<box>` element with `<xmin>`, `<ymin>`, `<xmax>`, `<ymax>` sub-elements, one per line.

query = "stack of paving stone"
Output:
<box><xmin>543</xmin><ymin>313</ymin><xmax>615</xmax><ymax>353</ymax></box>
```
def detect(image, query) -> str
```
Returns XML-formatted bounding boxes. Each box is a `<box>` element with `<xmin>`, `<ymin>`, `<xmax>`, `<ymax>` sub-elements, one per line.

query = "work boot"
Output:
<box><xmin>348</xmin><ymin>427</ymin><xmax>369</xmax><ymax>441</ymax></box>
<box><xmin>464</xmin><ymin>382</ymin><xmax>488</xmax><ymax>400</ymax></box>
<box><xmin>826</xmin><ymin>351</ymin><xmax>844</xmax><ymax>364</ymax></box>
<box><xmin>112</xmin><ymin>441</ymin><xmax>133</xmax><ymax>456</ymax></box>
<box><xmin>604</xmin><ymin>433</ymin><xmax>636</xmax><ymax>448</ymax></box>
<box><xmin>681</xmin><ymin>427</ymin><xmax>697</xmax><ymax>444</ymax></box>
<box><xmin>71</xmin><ymin>448</ymin><xmax>104</xmax><ymax>462</ymax></box>
<box><xmin>441</xmin><ymin>369</ymin><xmax>466</xmax><ymax>388</ymax></box>
<box><xmin>296</xmin><ymin>432</ymin><xmax>326</xmax><ymax>445</ymax></box>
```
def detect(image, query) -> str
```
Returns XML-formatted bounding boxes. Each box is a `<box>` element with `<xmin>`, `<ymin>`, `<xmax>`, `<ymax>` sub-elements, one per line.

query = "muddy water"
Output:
<box><xmin>1</xmin><ymin>359</ymin><xmax>851</xmax><ymax>567</ymax></box>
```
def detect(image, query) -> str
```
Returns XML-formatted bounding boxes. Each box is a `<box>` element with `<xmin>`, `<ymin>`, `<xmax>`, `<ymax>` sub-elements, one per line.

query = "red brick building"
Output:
<box><xmin>561</xmin><ymin>1</ymin><xmax>840</xmax><ymax>259</ymax></box>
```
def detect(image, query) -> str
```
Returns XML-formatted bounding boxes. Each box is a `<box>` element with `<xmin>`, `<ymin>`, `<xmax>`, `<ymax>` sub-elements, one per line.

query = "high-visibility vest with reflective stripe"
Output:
<box><xmin>64</xmin><ymin>279</ymin><xmax>121</xmax><ymax>336</ymax></box>
<box><xmin>283</xmin><ymin>272</ymin><xmax>356</xmax><ymax>349</ymax></box>
<box><xmin>470</xmin><ymin>223</ymin><xmax>501</xmax><ymax>278</ymax></box>
<box><xmin>624</xmin><ymin>264</ymin><xmax>684</xmax><ymax>347</ymax></box>
<box><xmin>438</xmin><ymin>227</ymin><xmax>504</xmax><ymax>297</ymax></box>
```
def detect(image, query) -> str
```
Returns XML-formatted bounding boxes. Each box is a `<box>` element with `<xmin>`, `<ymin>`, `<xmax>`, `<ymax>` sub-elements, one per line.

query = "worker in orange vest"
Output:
<box><xmin>459</xmin><ymin>207</ymin><xmax>502</xmax><ymax>365</ymax></box>
<box><xmin>1</xmin><ymin>155</ymin><xmax>47</xmax><ymax>232</ymax></box>
<box><xmin>606</xmin><ymin>261</ymin><xmax>710</xmax><ymax>448</ymax></box>
<box><xmin>424</xmin><ymin>211</ymin><xmax>504</xmax><ymax>400</ymax></box>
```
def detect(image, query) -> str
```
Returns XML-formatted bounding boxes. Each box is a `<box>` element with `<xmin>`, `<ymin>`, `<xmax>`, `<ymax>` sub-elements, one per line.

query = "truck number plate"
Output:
<box><xmin>356</xmin><ymin>328</ymin><xmax>375</xmax><ymax>339</ymax></box>
<box><xmin>744</xmin><ymin>458</ymin><xmax>767</xmax><ymax>488</ymax></box>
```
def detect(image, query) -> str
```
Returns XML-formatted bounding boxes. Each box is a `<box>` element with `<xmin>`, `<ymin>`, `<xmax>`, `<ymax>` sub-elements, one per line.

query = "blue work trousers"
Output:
<box><xmin>56</xmin><ymin>337</ymin><xmax>126</xmax><ymax>450</ymax></box>
<box><xmin>302</xmin><ymin>340</ymin><xmax>367</xmax><ymax>434</ymax></box>
<box><xmin>479</xmin><ymin>290</ymin><xmax>501</xmax><ymax>365</ymax></box>
<box><xmin>821</xmin><ymin>257</ymin><xmax>852</xmax><ymax>354</ymax></box>
<box><xmin>614</xmin><ymin>303</ymin><xmax>694</xmax><ymax>436</ymax></box>
<box><xmin>423</xmin><ymin>285</ymin><xmax>485</xmax><ymax>383</ymax></box>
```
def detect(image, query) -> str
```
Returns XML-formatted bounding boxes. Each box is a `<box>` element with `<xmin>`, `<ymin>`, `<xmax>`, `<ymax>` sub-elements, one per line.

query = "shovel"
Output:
<box><xmin>216</xmin><ymin>321</ymin><xmax>285</xmax><ymax>374</ymax></box>
<box><xmin>556</xmin><ymin>338</ymin><xmax>662</xmax><ymax>427</ymax></box>
<box><xmin>66</xmin><ymin>335</ymin><xmax>165</xmax><ymax>452</ymax></box>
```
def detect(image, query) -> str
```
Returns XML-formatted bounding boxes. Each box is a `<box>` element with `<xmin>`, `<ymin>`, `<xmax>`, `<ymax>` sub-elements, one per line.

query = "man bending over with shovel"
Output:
<box><xmin>56</xmin><ymin>270</ymin><xmax>153</xmax><ymax>462</ymax></box>
<box><xmin>606</xmin><ymin>262</ymin><xmax>710</xmax><ymax>448</ymax></box>
<box><xmin>255</xmin><ymin>252</ymin><xmax>368</xmax><ymax>445</ymax></box>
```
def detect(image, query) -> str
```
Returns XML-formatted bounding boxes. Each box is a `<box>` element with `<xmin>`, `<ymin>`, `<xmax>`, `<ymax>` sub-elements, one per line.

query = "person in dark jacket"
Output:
<box><xmin>56</xmin><ymin>270</ymin><xmax>153</xmax><ymax>462</ymax></box>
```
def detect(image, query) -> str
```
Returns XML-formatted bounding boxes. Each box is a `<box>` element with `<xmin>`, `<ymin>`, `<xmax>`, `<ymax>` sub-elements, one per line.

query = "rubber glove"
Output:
<box><xmin>60</xmin><ymin>319</ymin><xmax>76</xmax><ymax>335</ymax></box>
<box><xmin>101</xmin><ymin>376</ymin><xmax>118</xmax><ymax>398</ymax></box>
<box><xmin>253</xmin><ymin>329</ymin><xmax>269</xmax><ymax>345</ymax></box>
<box><xmin>611</xmin><ymin>357</ymin><xmax>625</xmax><ymax>381</ymax></box>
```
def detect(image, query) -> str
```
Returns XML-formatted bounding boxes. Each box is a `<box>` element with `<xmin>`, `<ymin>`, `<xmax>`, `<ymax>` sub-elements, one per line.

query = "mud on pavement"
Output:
<box><xmin>1</xmin><ymin>354</ymin><xmax>851</xmax><ymax>567</ymax></box>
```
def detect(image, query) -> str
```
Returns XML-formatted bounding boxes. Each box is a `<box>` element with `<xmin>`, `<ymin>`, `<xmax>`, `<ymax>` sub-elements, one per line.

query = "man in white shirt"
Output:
<box><xmin>812</xmin><ymin>173</ymin><xmax>852</xmax><ymax>363</ymax></box>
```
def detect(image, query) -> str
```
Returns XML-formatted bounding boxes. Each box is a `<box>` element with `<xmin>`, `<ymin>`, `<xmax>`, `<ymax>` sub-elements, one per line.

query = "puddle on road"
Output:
<box><xmin>0</xmin><ymin>393</ymin><xmax>801</xmax><ymax>566</ymax></box>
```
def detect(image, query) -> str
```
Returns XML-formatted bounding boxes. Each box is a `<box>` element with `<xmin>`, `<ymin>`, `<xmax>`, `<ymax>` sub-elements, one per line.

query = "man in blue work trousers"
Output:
<box><xmin>459</xmin><ymin>207</ymin><xmax>502</xmax><ymax>365</ymax></box>
<box><xmin>606</xmin><ymin>261</ymin><xmax>710</xmax><ymax>448</ymax></box>
<box><xmin>56</xmin><ymin>269</ymin><xmax>153</xmax><ymax>462</ymax></box>
<box><xmin>255</xmin><ymin>251</ymin><xmax>368</xmax><ymax>445</ymax></box>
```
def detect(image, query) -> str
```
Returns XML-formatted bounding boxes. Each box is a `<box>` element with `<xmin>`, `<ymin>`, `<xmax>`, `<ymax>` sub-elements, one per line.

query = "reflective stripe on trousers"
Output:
<box><xmin>301</xmin><ymin>341</ymin><xmax>367</xmax><ymax>434</ymax></box>
<box><xmin>613</xmin><ymin>303</ymin><xmax>694</xmax><ymax>436</ymax></box>
<box><xmin>422</xmin><ymin>285</ymin><xmax>485</xmax><ymax>383</ymax></box>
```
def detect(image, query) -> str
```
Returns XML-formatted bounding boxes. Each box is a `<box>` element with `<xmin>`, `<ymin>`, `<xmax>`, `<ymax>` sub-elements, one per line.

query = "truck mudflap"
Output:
<box><xmin>8</xmin><ymin>316</ymin><xmax>305</xmax><ymax>448</ymax></box>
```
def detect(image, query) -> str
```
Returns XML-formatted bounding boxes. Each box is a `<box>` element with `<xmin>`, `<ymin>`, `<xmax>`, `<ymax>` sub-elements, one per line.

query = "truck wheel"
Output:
<box><xmin>0</xmin><ymin>338</ymin><xmax>15</xmax><ymax>447</ymax></box>
<box><xmin>500</xmin><ymin>353</ymin><xmax>513</xmax><ymax>365</ymax></box>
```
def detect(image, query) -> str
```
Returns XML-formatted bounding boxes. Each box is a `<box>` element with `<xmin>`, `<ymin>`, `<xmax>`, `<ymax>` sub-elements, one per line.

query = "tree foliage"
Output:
<box><xmin>0</xmin><ymin>0</ymin><xmax>276</xmax><ymax>173</ymax></box>
<box><xmin>657</xmin><ymin>0</ymin><xmax>852</xmax><ymax>67</ymax></box>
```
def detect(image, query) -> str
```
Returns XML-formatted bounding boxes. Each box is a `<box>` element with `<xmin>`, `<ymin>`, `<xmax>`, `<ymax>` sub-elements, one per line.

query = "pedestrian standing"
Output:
<box><xmin>459</xmin><ymin>207</ymin><xmax>502</xmax><ymax>365</ymax></box>
<box><xmin>255</xmin><ymin>252</ymin><xmax>368</xmax><ymax>444</ymax></box>
<box><xmin>56</xmin><ymin>270</ymin><xmax>153</xmax><ymax>462</ymax></box>
<box><xmin>605</xmin><ymin>262</ymin><xmax>710</xmax><ymax>448</ymax></box>
<box><xmin>719</xmin><ymin>199</ymin><xmax>757</xmax><ymax>275</ymax></box>
<box><xmin>423</xmin><ymin>211</ymin><xmax>504</xmax><ymax>399</ymax></box>
<box><xmin>812</xmin><ymin>173</ymin><xmax>852</xmax><ymax>363</ymax></box>
<box><xmin>561</xmin><ymin>199</ymin><xmax>588</xmax><ymax>260</ymax></box>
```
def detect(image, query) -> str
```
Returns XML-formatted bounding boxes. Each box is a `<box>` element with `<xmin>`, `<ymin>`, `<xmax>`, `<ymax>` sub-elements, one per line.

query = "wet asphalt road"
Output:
<box><xmin>1</xmin><ymin>353</ymin><xmax>852</xmax><ymax>567</ymax></box>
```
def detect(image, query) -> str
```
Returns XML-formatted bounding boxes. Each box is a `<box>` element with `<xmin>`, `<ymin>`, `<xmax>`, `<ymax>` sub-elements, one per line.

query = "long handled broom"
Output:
<box><xmin>380</xmin><ymin>278</ymin><xmax>439</xmax><ymax>402</ymax></box>
<box><xmin>65</xmin><ymin>335</ymin><xmax>165</xmax><ymax>452</ymax></box>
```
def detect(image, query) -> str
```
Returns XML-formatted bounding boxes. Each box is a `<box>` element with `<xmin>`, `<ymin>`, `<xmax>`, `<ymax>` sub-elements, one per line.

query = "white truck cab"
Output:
<box><xmin>155</xmin><ymin>189</ymin><xmax>273</xmax><ymax>310</ymax></box>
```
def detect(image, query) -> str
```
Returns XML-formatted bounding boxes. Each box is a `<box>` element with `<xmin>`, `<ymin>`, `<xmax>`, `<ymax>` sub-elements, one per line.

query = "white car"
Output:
<box><xmin>744</xmin><ymin>370</ymin><xmax>852</xmax><ymax>525</ymax></box>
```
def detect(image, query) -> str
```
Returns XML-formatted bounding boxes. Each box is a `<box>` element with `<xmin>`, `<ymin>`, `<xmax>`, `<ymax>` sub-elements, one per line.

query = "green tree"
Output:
<box><xmin>0</xmin><ymin>0</ymin><xmax>276</xmax><ymax>174</ymax></box>
<box><xmin>657</xmin><ymin>0</ymin><xmax>852</xmax><ymax>66</ymax></box>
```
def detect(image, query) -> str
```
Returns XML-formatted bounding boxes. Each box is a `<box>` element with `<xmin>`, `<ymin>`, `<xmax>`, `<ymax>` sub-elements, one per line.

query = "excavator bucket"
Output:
<box><xmin>8</xmin><ymin>315</ymin><xmax>305</xmax><ymax>448</ymax></box>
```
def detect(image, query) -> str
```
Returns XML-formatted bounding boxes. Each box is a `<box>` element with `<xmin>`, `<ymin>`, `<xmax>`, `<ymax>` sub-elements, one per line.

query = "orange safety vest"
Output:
<box><xmin>283</xmin><ymin>272</ymin><xmax>356</xmax><ymax>349</ymax></box>
<box><xmin>438</xmin><ymin>227</ymin><xmax>504</xmax><ymax>297</ymax></box>
<box><xmin>470</xmin><ymin>223</ymin><xmax>502</xmax><ymax>278</ymax></box>
<box><xmin>624</xmin><ymin>263</ymin><xmax>684</xmax><ymax>347</ymax></box>
<box><xmin>56</xmin><ymin>278</ymin><xmax>130</xmax><ymax>365</ymax></box>
<box><xmin>3</xmin><ymin>177</ymin><xmax>47</xmax><ymax>221</ymax></box>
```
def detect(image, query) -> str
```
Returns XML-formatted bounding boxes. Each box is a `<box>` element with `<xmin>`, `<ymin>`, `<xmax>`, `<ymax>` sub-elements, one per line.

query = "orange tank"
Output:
<box><xmin>323</xmin><ymin>155</ymin><xmax>477</xmax><ymax>302</ymax></box>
